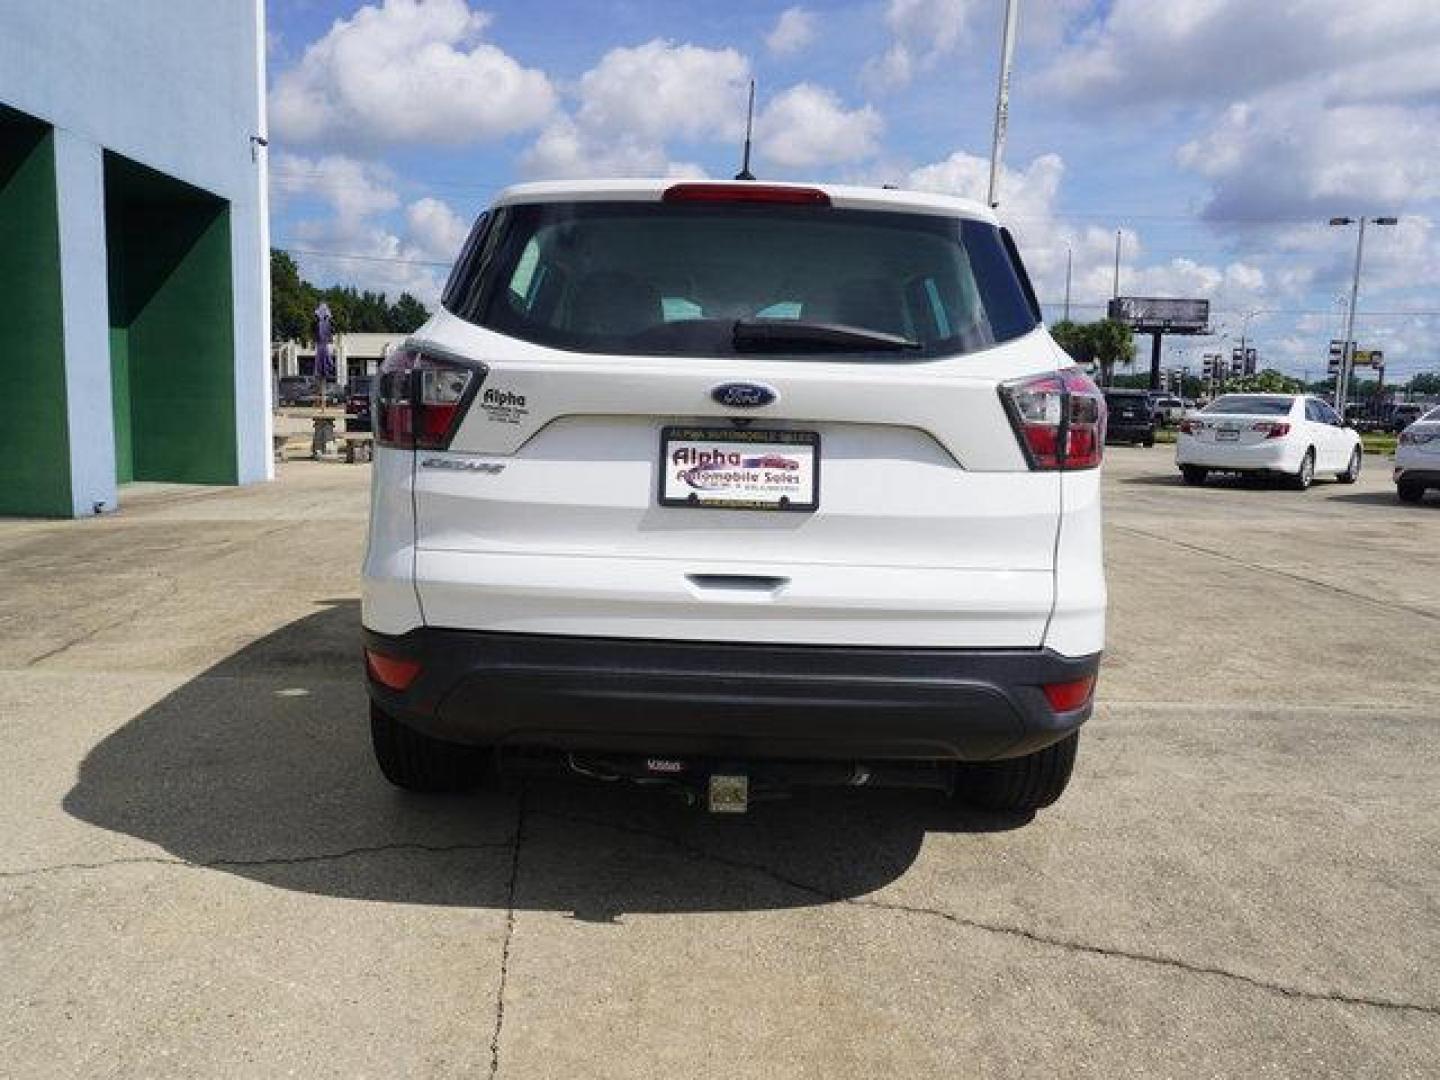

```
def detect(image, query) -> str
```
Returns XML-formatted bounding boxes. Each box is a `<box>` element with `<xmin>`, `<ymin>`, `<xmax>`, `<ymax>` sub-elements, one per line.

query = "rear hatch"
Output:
<box><xmin>392</xmin><ymin>185</ymin><xmax>1092</xmax><ymax>647</ymax></box>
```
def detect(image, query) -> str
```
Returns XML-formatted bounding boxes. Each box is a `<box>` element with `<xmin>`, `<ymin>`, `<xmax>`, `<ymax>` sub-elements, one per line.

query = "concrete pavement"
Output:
<box><xmin>1</xmin><ymin>450</ymin><xmax>1437</xmax><ymax>1077</ymax></box>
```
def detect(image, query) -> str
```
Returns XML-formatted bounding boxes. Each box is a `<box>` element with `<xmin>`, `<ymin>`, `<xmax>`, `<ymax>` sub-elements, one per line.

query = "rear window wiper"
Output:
<box><xmin>733</xmin><ymin>318</ymin><xmax>920</xmax><ymax>353</ymax></box>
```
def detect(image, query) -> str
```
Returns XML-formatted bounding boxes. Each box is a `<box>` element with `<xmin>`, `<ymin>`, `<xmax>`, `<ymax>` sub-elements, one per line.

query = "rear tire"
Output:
<box><xmin>1287</xmin><ymin>449</ymin><xmax>1316</xmax><ymax>491</ymax></box>
<box><xmin>370</xmin><ymin>702</ymin><xmax>484</xmax><ymax>792</ymax></box>
<box><xmin>1143</xmin><ymin>435</ymin><xmax>1156</xmax><ymax>448</ymax></box>
<box><xmin>1181</xmin><ymin>465</ymin><xmax>1208</xmax><ymax>486</ymax></box>
<box><xmin>1397</xmin><ymin>482</ymin><xmax>1425</xmax><ymax>504</ymax></box>
<box><xmin>956</xmin><ymin>733</ymin><xmax>1078</xmax><ymax>813</ymax></box>
<box><xmin>1338</xmin><ymin>447</ymin><xmax>1362</xmax><ymax>484</ymax></box>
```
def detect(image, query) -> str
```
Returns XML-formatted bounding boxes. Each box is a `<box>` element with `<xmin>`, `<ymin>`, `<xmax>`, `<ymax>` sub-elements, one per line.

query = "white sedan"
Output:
<box><xmin>1394</xmin><ymin>405</ymin><xmax>1440</xmax><ymax>504</ymax></box>
<box><xmin>1176</xmin><ymin>393</ymin><xmax>1363</xmax><ymax>490</ymax></box>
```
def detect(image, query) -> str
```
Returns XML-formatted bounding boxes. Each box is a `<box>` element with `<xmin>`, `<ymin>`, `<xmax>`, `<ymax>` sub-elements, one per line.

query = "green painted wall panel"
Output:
<box><xmin>0</xmin><ymin>119</ymin><xmax>71</xmax><ymax>516</ymax></box>
<box><xmin>110</xmin><ymin>327</ymin><xmax>132</xmax><ymax>483</ymax></box>
<box><xmin>106</xmin><ymin>156</ymin><xmax>236</xmax><ymax>486</ymax></box>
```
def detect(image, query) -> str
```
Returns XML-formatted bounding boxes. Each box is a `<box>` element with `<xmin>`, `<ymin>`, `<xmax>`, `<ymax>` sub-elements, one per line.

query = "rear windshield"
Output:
<box><xmin>1203</xmin><ymin>395</ymin><xmax>1293</xmax><ymax>416</ymax></box>
<box><xmin>442</xmin><ymin>200</ymin><xmax>1040</xmax><ymax>360</ymax></box>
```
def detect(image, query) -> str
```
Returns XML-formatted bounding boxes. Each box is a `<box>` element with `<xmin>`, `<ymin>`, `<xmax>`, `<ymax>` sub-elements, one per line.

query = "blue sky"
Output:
<box><xmin>266</xmin><ymin>0</ymin><xmax>1440</xmax><ymax>382</ymax></box>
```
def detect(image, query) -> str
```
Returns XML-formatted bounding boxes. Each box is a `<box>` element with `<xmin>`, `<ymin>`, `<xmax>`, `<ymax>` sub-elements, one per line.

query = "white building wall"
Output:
<box><xmin>52</xmin><ymin>131</ymin><xmax>115</xmax><ymax>516</ymax></box>
<box><xmin>0</xmin><ymin>0</ymin><xmax>271</xmax><ymax>498</ymax></box>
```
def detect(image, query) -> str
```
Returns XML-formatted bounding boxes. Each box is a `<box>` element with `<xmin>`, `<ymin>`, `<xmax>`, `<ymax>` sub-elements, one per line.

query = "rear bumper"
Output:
<box><xmin>1175</xmin><ymin>438</ymin><xmax>1296</xmax><ymax>471</ymax></box>
<box><xmin>1394</xmin><ymin>466</ymin><xmax>1440</xmax><ymax>487</ymax></box>
<box><xmin>363</xmin><ymin>628</ymin><xmax>1100</xmax><ymax>763</ymax></box>
<box><xmin>1106</xmin><ymin>420</ymin><xmax>1155</xmax><ymax>442</ymax></box>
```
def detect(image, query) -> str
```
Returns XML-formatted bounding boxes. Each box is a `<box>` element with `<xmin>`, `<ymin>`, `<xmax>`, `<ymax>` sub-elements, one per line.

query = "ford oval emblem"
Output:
<box><xmin>711</xmin><ymin>382</ymin><xmax>778</xmax><ymax>409</ymax></box>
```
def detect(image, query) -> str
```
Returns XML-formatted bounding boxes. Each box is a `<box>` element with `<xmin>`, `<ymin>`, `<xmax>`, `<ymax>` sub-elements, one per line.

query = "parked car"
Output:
<box><xmin>360</xmin><ymin>179</ymin><xmax>1107</xmax><ymax>815</ymax></box>
<box><xmin>1176</xmin><ymin>393</ymin><xmax>1362</xmax><ymax>489</ymax></box>
<box><xmin>276</xmin><ymin>375</ymin><xmax>341</xmax><ymax>408</ymax></box>
<box><xmin>276</xmin><ymin>375</ymin><xmax>313</xmax><ymax>407</ymax></box>
<box><xmin>1103</xmin><ymin>389</ymin><xmax>1156</xmax><ymax>446</ymax></box>
<box><xmin>1389</xmin><ymin>402</ymin><xmax>1428</xmax><ymax>433</ymax></box>
<box><xmin>1151</xmin><ymin>396</ymin><xmax>1186</xmax><ymax>425</ymax></box>
<box><xmin>1394</xmin><ymin>405</ymin><xmax>1440</xmax><ymax>503</ymax></box>
<box><xmin>345</xmin><ymin>375</ymin><xmax>375</xmax><ymax>433</ymax></box>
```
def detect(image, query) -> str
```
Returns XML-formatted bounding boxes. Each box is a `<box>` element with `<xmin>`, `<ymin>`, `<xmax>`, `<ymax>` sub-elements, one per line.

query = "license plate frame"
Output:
<box><xmin>1217</xmin><ymin>428</ymin><xmax>1240</xmax><ymax>442</ymax></box>
<box><xmin>658</xmin><ymin>426</ymin><xmax>820</xmax><ymax>512</ymax></box>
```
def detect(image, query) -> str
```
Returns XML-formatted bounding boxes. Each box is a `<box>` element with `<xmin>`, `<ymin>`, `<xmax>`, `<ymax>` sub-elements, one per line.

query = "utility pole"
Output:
<box><xmin>1330</xmin><ymin>215</ymin><xmax>1397</xmax><ymax>413</ymax></box>
<box><xmin>1112</xmin><ymin>230</ymin><xmax>1121</xmax><ymax>299</ymax></box>
<box><xmin>1338</xmin><ymin>216</ymin><xmax>1366</xmax><ymax>413</ymax></box>
<box><xmin>1063</xmin><ymin>245</ymin><xmax>1072</xmax><ymax>322</ymax></box>
<box><xmin>986</xmin><ymin>0</ymin><xmax>1020</xmax><ymax>208</ymax></box>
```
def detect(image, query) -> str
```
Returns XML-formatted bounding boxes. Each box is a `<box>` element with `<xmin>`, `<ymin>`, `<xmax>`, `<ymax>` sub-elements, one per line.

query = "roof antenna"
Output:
<box><xmin>734</xmin><ymin>79</ymin><xmax>756</xmax><ymax>181</ymax></box>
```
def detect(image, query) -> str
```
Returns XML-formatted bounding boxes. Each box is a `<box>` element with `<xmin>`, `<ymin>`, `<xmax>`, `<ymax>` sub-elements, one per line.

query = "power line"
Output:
<box><xmin>278</xmin><ymin>244</ymin><xmax>450</xmax><ymax>268</ymax></box>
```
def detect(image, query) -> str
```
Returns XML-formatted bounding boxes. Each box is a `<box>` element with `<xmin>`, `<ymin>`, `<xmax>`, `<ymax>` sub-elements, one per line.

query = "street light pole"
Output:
<box><xmin>1112</xmin><ymin>230</ymin><xmax>1121</xmax><ymax>299</ymax></box>
<box><xmin>1063</xmin><ymin>245</ymin><xmax>1072</xmax><ymax>322</ymax></box>
<box><xmin>986</xmin><ymin>0</ymin><xmax>1020</xmax><ymax>208</ymax></box>
<box><xmin>1330</xmin><ymin>215</ymin><xmax>1397</xmax><ymax>413</ymax></box>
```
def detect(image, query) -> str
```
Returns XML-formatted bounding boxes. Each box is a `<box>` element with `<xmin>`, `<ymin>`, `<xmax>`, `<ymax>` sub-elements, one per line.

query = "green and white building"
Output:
<box><xmin>0</xmin><ymin>0</ymin><xmax>270</xmax><ymax>517</ymax></box>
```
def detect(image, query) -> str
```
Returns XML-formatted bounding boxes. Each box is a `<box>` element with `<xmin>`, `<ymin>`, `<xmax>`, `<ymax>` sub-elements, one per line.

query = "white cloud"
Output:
<box><xmin>521</xmin><ymin>39</ymin><xmax>749</xmax><ymax>179</ymax></box>
<box><xmin>573</xmin><ymin>39</ymin><xmax>749</xmax><ymax>144</ymax></box>
<box><xmin>905</xmin><ymin>149</ymin><xmax>1271</xmax><ymax>336</ymax></box>
<box><xmin>270</xmin><ymin>0</ymin><xmax>555</xmax><ymax>147</ymax></box>
<box><xmin>862</xmin><ymin>0</ymin><xmax>981</xmax><ymax>91</ymax></box>
<box><xmin>766</xmin><ymin>7</ymin><xmax>816</xmax><ymax>56</ymax></box>
<box><xmin>1036</xmin><ymin>0</ymin><xmax>1440</xmax><ymax>108</ymax></box>
<box><xmin>270</xmin><ymin>152</ymin><xmax>470</xmax><ymax>303</ymax></box>
<box><xmin>270</xmin><ymin>153</ymin><xmax>399</xmax><ymax>225</ymax></box>
<box><xmin>1177</xmin><ymin>96</ymin><xmax>1440</xmax><ymax>222</ymax></box>
<box><xmin>756</xmin><ymin>85</ymin><xmax>882</xmax><ymax>170</ymax></box>
<box><xmin>405</xmin><ymin>197</ymin><xmax>471</xmax><ymax>263</ymax></box>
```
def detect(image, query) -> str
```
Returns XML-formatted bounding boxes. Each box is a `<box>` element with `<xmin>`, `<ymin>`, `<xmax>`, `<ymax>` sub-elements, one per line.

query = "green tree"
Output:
<box><xmin>269</xmin><ymin>250</ymin><xmax>317</xmax><ymax>343</ymax></box>
<box><xmin>389</xmin><ymin>292</ymin><xmax>430</xmax><ymax>332</ymax></box>
<box><xmin>1228</xmin><ymin>368</ymin><xmax>1305</xmax><ymax>394</ymax></box>
<box><xmin>270</xmin><ymin>251</ymin><xmax>434</xmax><ymax>341</ymax></box>
<box><xmin>1408</xmin><ymin>372</ymin><xmax>1440</xmax><ymax>395</ymax></box>
<box><xmin>1050</xmin><ymin>318</ymin><xmax>1134</xmax><ymax>386</ymax></box>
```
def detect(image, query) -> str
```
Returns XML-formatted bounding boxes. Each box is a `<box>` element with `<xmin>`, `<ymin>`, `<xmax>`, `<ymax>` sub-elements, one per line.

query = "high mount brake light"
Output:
<box><xmin>998</xmin><ymin>367</ymin><xmax>1106</xmax><ymax>471</ymax></box>
<box><xmin>662</xmin><ymin>183</ymin><xmax>831</xmax><ymax>206</ymax></box>
<box><xmin>1252</xmin><ymin>421</ymin><xmax>1291</xmax><ymax>439</ymax></box>
<box><xmin>375</xmin><ymin>348</ymin><xmax>486</xmax><ymax>451</ymax></box>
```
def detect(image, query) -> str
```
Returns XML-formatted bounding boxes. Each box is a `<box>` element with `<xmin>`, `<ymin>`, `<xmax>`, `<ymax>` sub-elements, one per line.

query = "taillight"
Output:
<box><xmin>1042</xmin><ymin>675</ymin><xmax>1096</xmax><ymax>712</ymax></box>
<box><xmin>998</xmin><ymin>367</ymin><xmax>1105</xmax><ymax>471</ymax></box>
<box><xmin>375</xmin><ymin>347</ymin><xmax>485</xmax><ymax>451</ymax></box>
<box><xmin>365</xmin><ymin>649</ymin><xmax>422</xmax><ymax>691</ymax></box>
<box><xmin>662</xmin><ymin>182</ymin><xmax>831</xmax><ymax>206</ymax></box>
<box><xmin>1252</xmin><ymin>421</ymin><xmax>1291</xmax><ymax>439</ymax></box>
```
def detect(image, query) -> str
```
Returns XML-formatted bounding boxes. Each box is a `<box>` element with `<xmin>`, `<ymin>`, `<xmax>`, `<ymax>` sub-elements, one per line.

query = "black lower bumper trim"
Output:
<box><xmin>363</xmin><ymin>628</ymin><xmax>1100</xmax><ymax>763</ymax></box>
<box><xmin>1396</xmin><ymin>468</ymin><xmax>1440</xmax><ymax>487</ymax></box>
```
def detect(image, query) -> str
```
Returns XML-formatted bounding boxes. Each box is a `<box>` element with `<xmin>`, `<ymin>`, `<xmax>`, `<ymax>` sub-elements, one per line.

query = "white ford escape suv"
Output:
<box><xmin>361</xmin><ymin>179</ymin><xmax>1106</xmax><ymax>814</ymax></box>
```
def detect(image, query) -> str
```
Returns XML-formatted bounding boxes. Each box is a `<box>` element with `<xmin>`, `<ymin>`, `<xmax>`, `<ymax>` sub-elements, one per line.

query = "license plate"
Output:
<box><xmin>659</xmin><ymin>427</ymin><xmax>819</xmax><ymax>511</ymax></box>
<box><xmin>1217</xmin><ymin>429</ymin><xmax>1239</xmax><ymax>442</ymax></box>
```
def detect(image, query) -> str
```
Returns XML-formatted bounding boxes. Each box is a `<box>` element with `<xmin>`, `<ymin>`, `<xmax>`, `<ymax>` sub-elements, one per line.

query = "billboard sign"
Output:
<box><xmin>1352</xmin><ymin>349</ymin><xmax>1383</xmax><ymax>368</ymax></box>
<box><xmin>1107</xmin><ymin>297</ymin><xmax>1210</xmax><ymax>333</ymax></box>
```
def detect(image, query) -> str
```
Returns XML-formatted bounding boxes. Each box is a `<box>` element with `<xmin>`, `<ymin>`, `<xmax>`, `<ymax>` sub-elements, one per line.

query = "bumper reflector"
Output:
<box><xmin>1042</xmin><ymin>675</ymin><xmax>1097</xmax><ymax>712</ymax></box>
<box><xmin>365</xmin><ymin>650</ymin><xmax>422</xmax><ymax>691</ymax></box>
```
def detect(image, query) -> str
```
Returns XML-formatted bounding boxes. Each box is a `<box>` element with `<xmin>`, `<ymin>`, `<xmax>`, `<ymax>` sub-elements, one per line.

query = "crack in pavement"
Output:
<box><xmin>489</xmin><ymin>786</ymin><xmax>527</xmax><ymax>1080</ymax></box>
<box><xmin>0</xmin><ymin>839</ymin><xmax>515</xmax><ymax>882</ymax></box>
<box><xmin>532</xmin><ymin>808</ymin><xmax>1440</xmax><ymax>1021</ymax></box>
<box><xmin>1114</xmin><ymin>525</ymin><xmax>1440</xmax><ymax>624</ymax></box>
